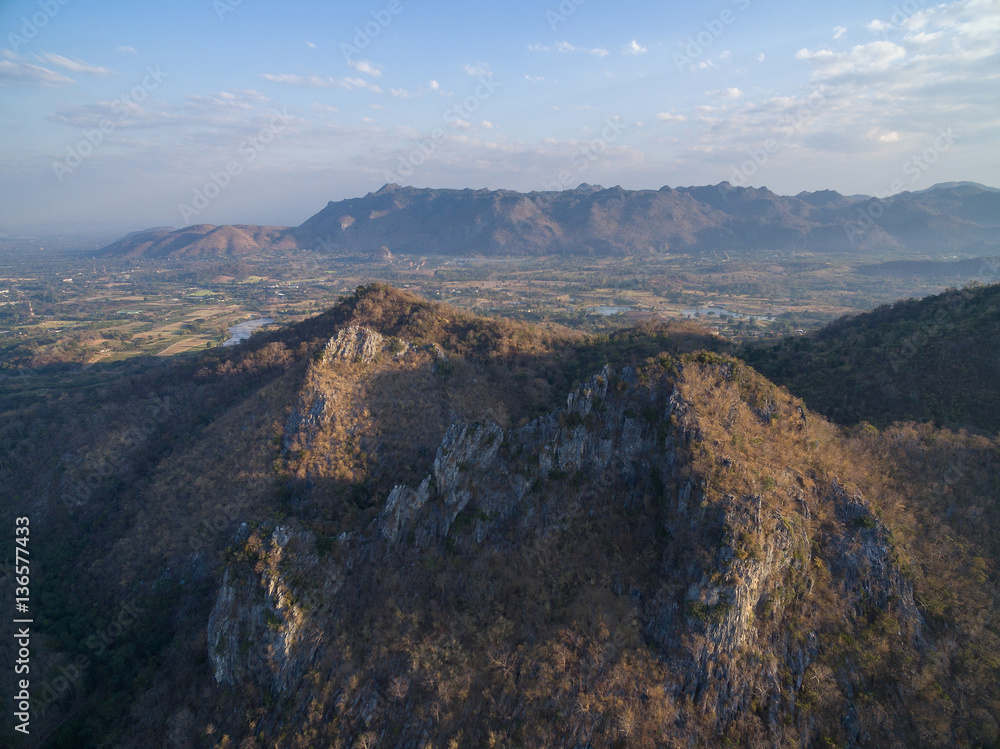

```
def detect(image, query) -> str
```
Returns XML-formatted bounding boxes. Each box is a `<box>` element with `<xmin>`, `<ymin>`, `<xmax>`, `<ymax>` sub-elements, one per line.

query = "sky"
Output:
<box><xmin>0</xmin><ymin>0</ymin><xmax>998</xmax><ymax>235</ymax></box>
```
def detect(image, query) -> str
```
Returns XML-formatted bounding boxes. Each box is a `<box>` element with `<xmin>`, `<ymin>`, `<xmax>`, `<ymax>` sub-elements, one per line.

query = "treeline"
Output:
<box><xmin>743</xmin><ymin>283</ymin><xmax>1000</xmax><ymax>431</ymax></box>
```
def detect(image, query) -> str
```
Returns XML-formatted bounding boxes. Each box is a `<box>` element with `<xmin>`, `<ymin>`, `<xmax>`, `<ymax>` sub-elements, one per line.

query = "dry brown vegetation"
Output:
<box><xmin>670</xmin><ymin>354</ymin><xmax>999</xmax><ymax>747</ymax></box>
<box><xmin>195</xmin><ymin>353</ymin><xmax>996</xmax><ymax>747</ymax></box>
<box><xmin>2</xmin><ymin>285</ymin><xmax>998</xmax><ymax>748</ymax></box>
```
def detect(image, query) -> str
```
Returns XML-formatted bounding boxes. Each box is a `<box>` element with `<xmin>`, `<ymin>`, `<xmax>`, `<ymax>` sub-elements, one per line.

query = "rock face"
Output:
<box><xmin>282</xmin><ymin>326</ymin><xmax>388</xmax><ymax>453</ymax></box>
<box><xmin>205</xmin><ymin>341</ymin><xmax>928</xmax><ymax>747</ymax></box>
<box><xmin>208</xmin><ymin>524</ymin><xmax>342</xmax><ymax>694</ymax></box>
<box><xmin>321</xmin><ymin>326</ymin><xmax>385</xmax><ymax>364</ymax></box>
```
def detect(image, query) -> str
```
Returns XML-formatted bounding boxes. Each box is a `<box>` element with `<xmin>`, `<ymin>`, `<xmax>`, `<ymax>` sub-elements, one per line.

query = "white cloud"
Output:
<box><xmin>388</xmin><ymin>80</ymin><xmax>448</xmax><ymax>98</ymax></box>
<box><xmin>463</xmin><ymin>62</ymin><xmax>491</xmax><ymax>76</ymax></box>
<box><xmin>35</xmin><ymin>52</ymin><xmax>113</xmax><ymax>76</ymax></box>
<box><xmin>0</xmin><ymin>57</ymin><xmax>74</xmax><ymax>87</ymax></box>
<box><xmin>262</xmin><ymin>73</ymin><xmax>323</xmax><ymax>86</ymax></box>
<box><xmin>261</xmin><ymin>73</ymin><xmax>383</xmax><ymax>93</ymax></box>
<box><xmin>770</xmin><ymin>0</ymin><xmax>1000</xmax><ymax>167</ymax></box>
<box><xmin>525</xmin><ymin>74</ymin><xmax>548</xmax><ymax>82</ymax></box>
<box><xmin>343</xmin><ymin>76</ymin><xmax>380</xmax><ymax>91</ymax></box>
<box><xmin>867</xmin><ymin>128</ymin><xmax>900</xmax><ymax>142</ymax></box>
<box><xmin>186</xmin><ymin>89</ymin><xmax>269</xmax><ymax>111</ymax></box>
<box><xmin>306</xmin><ymin>41</ymin><xmax>316</xmax><ymax>49</ymax></box>
<box><xmin>708</xmin><ymin>87</ymin><xmax>743</xmax><ymax>99</ymax></box>
<box><xmin>46</xmin><ymin>89</ymin><xmax>277</xmax><ymax>135</ymax></box>
<box><xmin>371</xmin><ymin>127</ymin><xmax>650</xmax><ymax>189</ymax></box>
<box><xmin>624</xmin><ymin>40</ymin><xmax>647</xmax><ymax>55</ymax></box>
<box><xmin>867</xmin><ymin>20</ymin><xmax>891</xmax><ymax>33</ymax></box>
<box><xmin>553</xmin><ymin>41</ymin><xmax>609</xmax><ymax>57</ymax></box>
<box><xmin>657</xmin><ymin>112</ymin><xmax>688</xmax><ymax>122</ymax></box>
<box><xmin>347</xmin><ymin>59</ymin><xmax>383</xmax><ymax>77</ymax></box>
<box><xmin>758</xmin><ymin>52</ymin><xmax>766</xmax><ymax>62</ymax></box>
<box><xmin>117</xmin><ymin>46</ymin><xmax>137</xmax><ymax>54</ymax></box>
<box><xmin>796</xmin><ymin>41</ymin><xmax>905</xmax><ymax>78</ymax></box>
<box><xmin>833</xmin><ymin>26</ymin><xmax>848</xmax><ymax>40</ymax></box>
<box><xmin>906</xmin><ymin>31</ymin><xmax>944</xmax><ymax>44</ymax></box>
<box><xmin>719</xmin><ymin>50</ymin><xmax>732</xmax><ymax>63</ymax></box>
<box><xmin>903</xmin><ymin>0</ymin><xmax>1000</xmax><ymax>58</ymax></box>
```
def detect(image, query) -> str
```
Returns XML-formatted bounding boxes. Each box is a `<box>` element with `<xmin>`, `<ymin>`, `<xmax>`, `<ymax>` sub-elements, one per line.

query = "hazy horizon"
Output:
<box><xmin>2</xmin><ymin>0</ymin><xmax>998</xmax><ymax>235</ymax></box>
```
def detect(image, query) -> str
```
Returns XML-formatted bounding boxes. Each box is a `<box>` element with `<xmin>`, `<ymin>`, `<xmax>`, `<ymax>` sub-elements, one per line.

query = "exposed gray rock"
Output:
<box><xmin>323</xmin><ymin>326</ymin><xmax>386</xmax><ymax>363</ymax></box>
<box><xmin>380</xmin><ymin>476</ymin><xmax>432</xmax><ymax>543</ymax></box>
<box><xmin>207</xmin><ymin>524</ymin><xmax>343</xmax><ymax>694</ymax></box>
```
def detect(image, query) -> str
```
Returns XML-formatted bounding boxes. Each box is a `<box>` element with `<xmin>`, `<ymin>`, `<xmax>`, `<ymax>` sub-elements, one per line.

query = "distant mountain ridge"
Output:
<box><xmin>99</xmin><ymin>181</ymin><xmax>1000</xmax><ymax>258</ymax></box>
<box><xmin>98</xmin><ymin>224</ymin><xmax>296</xmax><ymax>257</ymax></box>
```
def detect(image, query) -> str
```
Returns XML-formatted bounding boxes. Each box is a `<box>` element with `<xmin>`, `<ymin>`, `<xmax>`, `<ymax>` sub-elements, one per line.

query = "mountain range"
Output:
<box><xmin>98</xmin><ymin>181</ymin><xmax>1000</xmax><ymax>259</ymax></box>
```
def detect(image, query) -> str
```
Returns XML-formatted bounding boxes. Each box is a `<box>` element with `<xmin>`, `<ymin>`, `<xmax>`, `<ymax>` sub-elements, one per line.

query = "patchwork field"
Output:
<box><xmin>1</xmin><ymin>244</ymin><xmax>994</xmax><ymax>369</ymax></box>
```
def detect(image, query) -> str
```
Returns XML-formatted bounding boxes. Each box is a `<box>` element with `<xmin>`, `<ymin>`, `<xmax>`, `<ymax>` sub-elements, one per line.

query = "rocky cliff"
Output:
<box><xmin>206</xmin><ymin>328</ymin><xmax>931</xmax><ymax>747</ymax></box>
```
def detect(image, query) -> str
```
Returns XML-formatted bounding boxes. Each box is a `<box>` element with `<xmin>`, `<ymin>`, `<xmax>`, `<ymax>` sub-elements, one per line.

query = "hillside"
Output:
<box><xmin>858</xmin><ymin>255</ymin><xmax>1000</xmax><ymax>280</ymax></box>
<box><xmin>98</xmin><ymin>224</ymin><xmax>296</xmax><ymax>258</ymax></box>
<box><xmin>2</xmin><ymin>286</ymin><xmax>999</xmax><ymax>748</ymax></box>
<box><xmin>97</xmin><ymin>181</ymin><xmax>1000</xmax><ymax>258</ymax></box>
<box><xmin>743</xmin><ymin>282</ymin><xmax>1000</xmax><ymax>431</ymax></box>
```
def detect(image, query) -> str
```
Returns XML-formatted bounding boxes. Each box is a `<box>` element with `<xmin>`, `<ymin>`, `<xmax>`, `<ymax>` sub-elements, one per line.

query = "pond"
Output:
<box><xmin>588</xmin><ymin>305</ymin><xmax>633</xmax><ymax>316</ymax></box>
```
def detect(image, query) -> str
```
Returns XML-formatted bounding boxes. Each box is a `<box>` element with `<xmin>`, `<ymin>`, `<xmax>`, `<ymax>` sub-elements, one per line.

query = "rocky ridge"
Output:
<box><xmin>206</xmin><ymin>327</ymin><xmax>927</xmax><ymax>747</ymax></box>
<box><xmin>98</xmin><ymin>181</ymin><xmax>1000</xmax><ymax>258</ymax></box>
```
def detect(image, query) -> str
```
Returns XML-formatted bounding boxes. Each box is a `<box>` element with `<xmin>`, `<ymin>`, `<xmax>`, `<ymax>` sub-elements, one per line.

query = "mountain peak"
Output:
<box><xmin>914</xmin><ymin>181</ymin><xmax>1000</xmax><ymax>195</ymax></box>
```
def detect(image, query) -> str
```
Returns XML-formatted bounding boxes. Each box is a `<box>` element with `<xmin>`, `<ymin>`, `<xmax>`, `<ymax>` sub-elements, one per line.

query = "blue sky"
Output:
<box><xmin>1</xmin><ymin>0</ymin><xmax>998</xmax><ymax>234</ymax></box>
